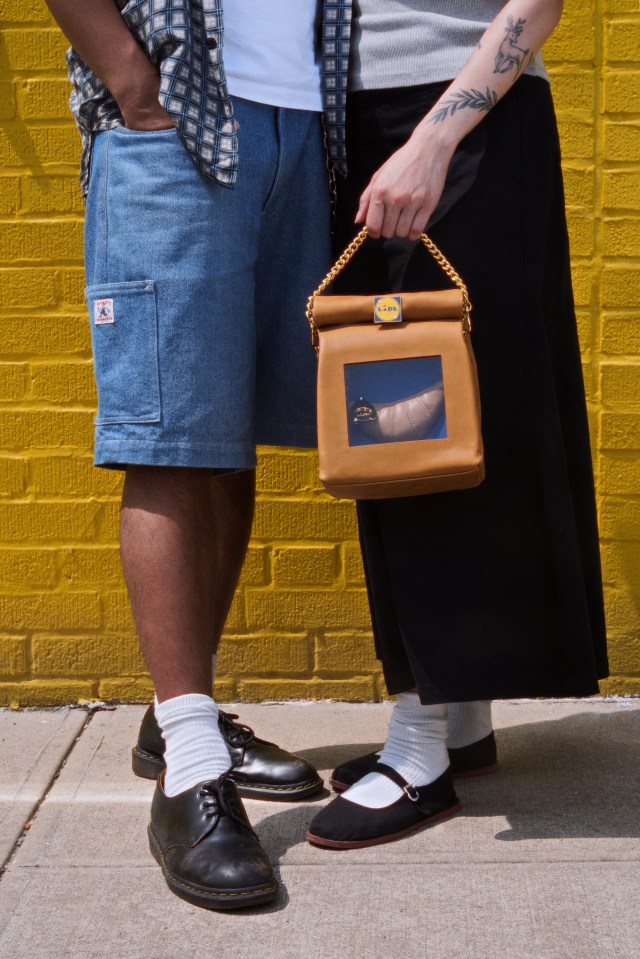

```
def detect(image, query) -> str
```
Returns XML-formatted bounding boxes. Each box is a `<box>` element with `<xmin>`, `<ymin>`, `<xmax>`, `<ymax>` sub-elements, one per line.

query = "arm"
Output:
<box><xmin>357</xmin><ymin>0</ymin><xmax>564</xmax><ymax>240</ymax></box>
<box><xmin>44</xmin><ymin>0</ymin><xmax>172</xmax><ymax>130</ymax></box>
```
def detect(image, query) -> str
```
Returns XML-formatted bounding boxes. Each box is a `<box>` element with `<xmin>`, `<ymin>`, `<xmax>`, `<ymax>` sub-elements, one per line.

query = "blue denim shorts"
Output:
<box><xmin>83</xmin><ymin>97</ymin><xmax>331</xmax><ymax>470</ymax></box>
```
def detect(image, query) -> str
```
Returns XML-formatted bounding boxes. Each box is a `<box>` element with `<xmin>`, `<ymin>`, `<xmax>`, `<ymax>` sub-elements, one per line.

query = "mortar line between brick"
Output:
<box><xmin>0</xmin><ymin>707</ymin><xmax>95</xmax><ymax>879</ymax></box>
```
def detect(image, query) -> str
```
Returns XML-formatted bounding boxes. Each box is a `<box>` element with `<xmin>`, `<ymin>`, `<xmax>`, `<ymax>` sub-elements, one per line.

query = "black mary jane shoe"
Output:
<box><xmin>329</xmin><ymin>731</ymin><xmax>498</xmax><ymax>792</ymax></box>
<box><xmin>148</xmin><ymin>771</ymin><xmax>278</xmax><ymax>910</ymax></box>
<box><xmin>307</xmin><ymin>762</ymin><xmax>461</xmax><ymax>850</ymax></box>
<box><xmin>132</xmin><ymin>704</ymin><xmax>323</xmax><ymax>801</ymax></box>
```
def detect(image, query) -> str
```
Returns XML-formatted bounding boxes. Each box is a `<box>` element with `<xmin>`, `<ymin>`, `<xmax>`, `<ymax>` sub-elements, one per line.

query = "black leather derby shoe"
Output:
<box><xmin>329</xmin><ymin>731</ymin><xmax>498</xmax><ymax>792</ymax></box>
<box><xmin>307</xmin><ymin>763</ymin><xmax>461</xmax><ymax>850</ymax></box>
<box><xmin>132</xmin><ymin>704</ymin><xmax>323</xmax><ymax>801</ymax></box>
<box><xmin>149</xmin><ymin>772</ymin><xmax>278</xmax><ymax>910</ymax></box>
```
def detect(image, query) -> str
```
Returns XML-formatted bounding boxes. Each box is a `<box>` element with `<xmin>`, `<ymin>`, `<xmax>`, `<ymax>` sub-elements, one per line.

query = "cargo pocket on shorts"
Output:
<box><xmin>84</xmin><ymin>280</ymin><xmax>161</xmax><ymax>425</ymax></box>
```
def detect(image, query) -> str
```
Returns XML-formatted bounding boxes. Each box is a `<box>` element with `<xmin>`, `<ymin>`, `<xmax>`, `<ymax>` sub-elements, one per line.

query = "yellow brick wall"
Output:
<box><xmin>0</xmin><ymin>1</ymin><xmax>638</xmax><ymax>705</ymax></box>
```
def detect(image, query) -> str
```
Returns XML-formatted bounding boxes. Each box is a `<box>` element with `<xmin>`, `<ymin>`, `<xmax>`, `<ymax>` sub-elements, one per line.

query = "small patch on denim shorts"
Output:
<box><xmin>94</xmin><ymin>298</ymin><xmax>115</xmax><ymax>325</ymax></box>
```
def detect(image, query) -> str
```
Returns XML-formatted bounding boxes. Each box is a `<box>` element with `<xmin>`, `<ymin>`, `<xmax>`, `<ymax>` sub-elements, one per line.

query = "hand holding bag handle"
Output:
<box><xmin>306</xmin><ymin>226</ymin><xmax>473</xmax><ymax>354</ymax></box>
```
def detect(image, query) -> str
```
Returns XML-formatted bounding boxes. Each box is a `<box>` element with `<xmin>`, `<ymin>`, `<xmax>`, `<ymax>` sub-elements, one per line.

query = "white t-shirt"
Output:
<box><xmin>223</xmin><ymin>0</ymin><xmax>323</xmax><ymax>111</ymax></box>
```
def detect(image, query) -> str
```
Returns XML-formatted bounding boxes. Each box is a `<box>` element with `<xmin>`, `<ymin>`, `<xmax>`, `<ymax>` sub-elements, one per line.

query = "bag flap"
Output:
<box><xmin>313</xmin><ymin>289</ymin><xmax>463</xmax><ymax>328</ymax></box>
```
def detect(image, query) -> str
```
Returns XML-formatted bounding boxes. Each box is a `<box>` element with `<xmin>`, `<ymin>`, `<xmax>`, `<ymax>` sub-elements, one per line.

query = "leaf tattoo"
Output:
<box><xmin>428</xmin><ymin>87</ymin><xmax>498</xmax><ymax>124</ymax></box>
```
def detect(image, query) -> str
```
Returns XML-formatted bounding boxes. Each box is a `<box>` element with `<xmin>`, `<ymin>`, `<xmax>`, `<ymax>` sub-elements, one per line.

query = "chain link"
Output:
<box><xmin>306</xmin><ymin>226</ymin><xmax>472</xmax><ymax>354</ymax></box>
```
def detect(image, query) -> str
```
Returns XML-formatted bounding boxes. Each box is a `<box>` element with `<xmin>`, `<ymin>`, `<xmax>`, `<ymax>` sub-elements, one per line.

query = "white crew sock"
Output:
<box><xmin>154</xmin><ymin>693</ymin><xmax>231</xmax><ymax>797</ymax></box>
<box><xmin>447</xmin><ymin>701</ymin><xmax>493</xmax><ymax>749</ymax></box>
<box><xmin>342</xmin><ymin>693</ymin><xmax>449</xmax><ymax>809</ymax></box>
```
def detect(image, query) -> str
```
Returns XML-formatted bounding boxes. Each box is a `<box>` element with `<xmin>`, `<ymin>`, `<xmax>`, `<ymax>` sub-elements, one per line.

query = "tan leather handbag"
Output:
<box><xmin>307</xmin><ymin>227</ymin><xmax>484</xmax><ymax>500</ymax></box>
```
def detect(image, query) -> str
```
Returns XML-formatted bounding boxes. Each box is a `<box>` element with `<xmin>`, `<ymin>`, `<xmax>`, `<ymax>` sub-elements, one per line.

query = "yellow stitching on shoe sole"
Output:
<box><xmin>149</xmin><ymin>829</ymin><xmax>277</xmax><ymax>901</ymax></box>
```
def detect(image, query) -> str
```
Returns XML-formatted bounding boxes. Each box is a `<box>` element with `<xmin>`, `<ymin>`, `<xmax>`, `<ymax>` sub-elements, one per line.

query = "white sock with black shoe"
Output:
<box><xmin>342</xmin><ymin>693</ymin><xmax>449</xmax><ymax>809</ymax></box>
<box><xmin>447</xmin><ymin>700</ymin><xmax>492</xmax><ymax>749</ymax></box>
<box><xmin>155</xmin><ymin>692</ymin><xmax>232</xmax><ymax>798</ymax></box>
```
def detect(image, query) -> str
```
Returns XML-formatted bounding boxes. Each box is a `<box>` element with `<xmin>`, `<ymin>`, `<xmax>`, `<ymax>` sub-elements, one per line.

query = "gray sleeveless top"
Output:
<box><xmin>349</xmin><ymin>0</ymin><xmax>549</xmax><ymax>91</ymax></box>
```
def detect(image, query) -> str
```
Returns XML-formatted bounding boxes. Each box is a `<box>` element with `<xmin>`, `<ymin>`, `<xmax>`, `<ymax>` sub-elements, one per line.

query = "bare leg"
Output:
<box><xmin>120</xmin><ymin>466</ymin><xmax>255</xmax><ymax>702</ymax></box>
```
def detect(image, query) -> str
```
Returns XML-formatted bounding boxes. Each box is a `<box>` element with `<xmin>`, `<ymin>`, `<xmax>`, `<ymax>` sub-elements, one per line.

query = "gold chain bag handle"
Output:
<box><xmin>306</xmin><ymin>226</ymin><xmax>472</xmax><ymax>354</ymax></box>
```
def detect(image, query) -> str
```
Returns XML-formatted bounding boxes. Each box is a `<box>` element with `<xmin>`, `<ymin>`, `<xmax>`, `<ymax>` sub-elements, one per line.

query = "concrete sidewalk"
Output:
<box><xmin>0</xmin><ymin>700</ymin><xmax>638</xmax><ymax>959</ymax></box>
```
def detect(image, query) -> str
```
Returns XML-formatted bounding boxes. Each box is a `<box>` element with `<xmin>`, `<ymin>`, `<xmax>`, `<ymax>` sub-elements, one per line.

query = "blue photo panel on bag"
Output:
<box><xmin>345</xmin><ymin>355</ymin><xmax>447</xmax><ymax>447</ymax></box>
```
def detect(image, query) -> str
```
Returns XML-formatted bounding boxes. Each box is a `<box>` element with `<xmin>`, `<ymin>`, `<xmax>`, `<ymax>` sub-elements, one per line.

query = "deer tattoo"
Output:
<box><xmin>495</xmin><ymin>17</ymin><xmax>530</xmax><ymax>75</ymax></box>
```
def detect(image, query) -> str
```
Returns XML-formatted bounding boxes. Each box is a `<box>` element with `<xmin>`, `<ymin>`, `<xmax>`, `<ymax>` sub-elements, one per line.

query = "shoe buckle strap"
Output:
<box><xmin>373</xmin><ymin>761</ymin><xmax>419</xmax><ymax>801</ymax></box>
<box><xmin>403</xmin><ymin>783</ymin><xmax>420</xmax><ymax>803</ymax></box>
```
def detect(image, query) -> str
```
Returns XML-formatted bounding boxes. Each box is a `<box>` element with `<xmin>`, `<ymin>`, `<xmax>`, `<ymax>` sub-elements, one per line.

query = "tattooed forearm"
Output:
<box><xmin>428</xmin><ymin>86</ymin><xmax>498</xmax><ymax>124</ymax></box>
<box><xmin>494</xmin><ymin>16</ymin><xmax>530</xmax><ymax>74</ymax></box>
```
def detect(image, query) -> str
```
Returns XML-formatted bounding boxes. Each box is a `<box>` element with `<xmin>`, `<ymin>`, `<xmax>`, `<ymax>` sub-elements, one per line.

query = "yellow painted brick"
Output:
<box><xmin>98</xmin><ymin>677</ymin><xmax>154</xmax><ymax>702</ymax></box>
<box><xmin>605</xmin><ymin>20</ymin><xmax>640</xmax><ymax>62</ymax></box>
<box><xmin>102</xmin><ymin>592</ymin><xmax>136</xmax><ymax>634</ymax></box>
<box><xmin>0</xmin><ymin>455</ymin><xmax>26</xmax><ymax>496</ymax></box>
<box><xmin>3</xmin><ymin>28</ymin><xmax>68</xmax><ymax>71</ymax></box>
<box><xmin>0</xmin><ymin>220</ymin><xmax>83</xmax><ymax>263</ymax></box>
<box><xmin>0</xmin><ymin>501</ymin><xmax>99</xmax><ymax>542</ymax></box>
<box><xmin>599</xmin><ymin>497</ymin><xmax>640</xmax><ymax>541</ymax></box>
<box><xmin>0</xmin><ymin>361</ymin><xmax>27</xmax><ymax>399</ymax></box>
<box><xmin>256</xmin><ymin>450</ymin><xmax>315</xmax><ymax>493</ymax></box>
<box><xmin>223</xmin><ymin>593</ymin><xmax>245</xmax><ymax>630</ymax></box>
<box><xmin>0</xmin><ymin>410</ymin><xmax>95</xmax><ymax>449</ymax></box>
<box><xmin>0</xmin><ymin>267</ymin><xmax>57</xmax><ymax>308</ymax></box>
<box><xmin>0</xmin><ymin>80</ymin><xmax>16</xmax><ymax>119</ymax></box>
<box><xmin>343</xmin><ymin>543</ymin><xmax>365</xmax><ymax>586</ymax></box>
<box><xmin>601</xmin><ymin>363</ymin><xmax>640</xmax><ymax>408</ymax></box>
<box><xmin>0</xmin><ymin>591</ymin><xmax>100</xmax><ymax>630</ymax></box>
<box><xmin>15</xmin><ymin>78</ymin><xmax>70</xmax><ymax>121</ymax></box>
<box><xmin>549</xmin><ymin>72</ymin><xmax>594</xmax><ymax>113</ymax></box>
<box><xmin>601</xmin><ymin>268</ymin><xmax>640</xmax><ymax>309</ymax></box>
<box><xmin>22</xmin><ymin>175</ymin><xmax>84</xmax><ymax>214</ymax></box>
<box><xmin>0</xmin><ymin>315</ymin><xmax>90</xmax><ymax>356</ymax></box>
<box><xmin>556</xmin><ymin>119</ymin><xmax>596</xmax><ymax>161</ymax></box>
<box><xmin>0</xmin><ymin>548</ymin><xmax>58</xmax><ymax>587</ymax></box>
<box><xmin>600</xmin><ymin>412</ymin><xmax>640</xmax><ymax>450</ymax></box>
<box><xmin>58</xmin><ymin>267</ymin><xmax>85</xmax><ymax>307</ymax></box>
<box><xmin>601</xmin><ymin>541</ymin><xmax>640</xmax><ymax>587</ymax></box>
<box><xmin>601</xmin><ymin>220</ymin><xmax>640</xmax><ymax>259</ymax></box>
<box><xmin>600</xmin><ymin>677</ymin><xmax>640</xmax><ymax>695</ymax></box>
<box><xmin>566</xmin><ymin>215</ymin><xmax>595</xmax><ymax>257</ymax></box>
<box><xmin>544</xmin><ymin>11</ymin><xmax>595</xmax><ymax>61</ymax></box>
<box><xmin>238</xmin><ymin>546</ymin><xmax>268</xmax><ymax>587</ymax></box>
<box><xmin>0</xmin><ymin>175</ymin><xmax>20</xmax><ymax>213</ymax></box>
<box><xmin>272</xmin><ymin>545</ymin><xmax>338</xmax><ymax>586</ymax></box>
<box><xmin>601</xmin><ymin>315</ymin><xmax>639</xmax><ymax>355</ymax></box>
<box><xmin>563</xmin><ymin>166</ymin><xmax>595</xmax><ymax>209</ymax></box>
<box><xmin>607</xmin><ymin>637</ymin><xmax>640</xmax><ymax>675</ymax></box>
<box><xmin>604</xmin><ymin>70</ymin><xmax>640</xmax><ymax>113</ymax></box>
<box><xmin>603</xmin><ymin>587</ymin><xmax>640</xmax><ymax>633</ymax></box>
<box><xmin>212</xmin><ymin>678</ymin><xmax>236</xmax><ymax>701</ymax></box>
<box><xmin>315</xmin><ymin>633</ymin><xmax>378</xmax><ymax>673</ymax></box>
<box><xmin>0</xmin><ymin>126</ymin><xmax>80</xmax><ymax>169</ymax></box>
<box><xmin>0</xmin><ymin>680</ymin><xmax>96</xmax><ymax>706</ymax></box>
<box><xmin>603</xmin><ymin>0</ymin><xmax>639</xmax><ymax>12</ymax></box>
<box><xmin>0</xmin><ymin>1</ymin><xmax>53</xmax><ymax>21</ymax></box>
<box><xmin>245</xmin><ymin>588</ymin><xmax>370</xmax><ymax>630</ymax></box>
<box><xmin>58</xmin><ymin>547</ymin><xmax>123</xmax><ymax>588</ymax></box>
<box><xmin>600</xmin><ymin>454</ymin><xmax>640</xmax><ymax>496</ymax></box>
<box><xmin>603</xmin><ymin>170</ymin><xmax>640</xmax><ymax>211</ymax></box>
<box><xmin>29</xmin><ymin>456</ymin><xmax>122</xmax><ymax>497</ymax></box>
<box><xmin>253</xmin><ymin>498</ymin><xmax>357</xmax><ymax>541</ymax></box>
<box><xmin>575</xmin><ymin>310</ymin><xmax>593</xmax><ymax>352</ymax></box>
<box><xmin>0</xmin><ymin>636</ymin><xmax>28</xmax><ymax>677</ymax></box>
<box><xmin>32</xmin><ymin>635</ymin><xmax>147</xmax><ymax>677</ymax></box>
<box><xmin>237</xmin><ymin>678</ymin><xmax>375</xmax><ymax>702</ymax></box>
<box><xmin>218</xmin><ymin>635</ymin><xmax>311</xmax><ymax>675</ymax></box>
<box><xmin>604</xmin><ymin>121</ymin><xmax>640</xmax><ymax>162</ymax></box>
<box><xmin>570</xmin><ymin>263</ymin><xmax>593</xmax><ymax>308</ymax></box>
<box><xmin>30</xmin><ymin>361</ymin><xmax>96</xmax><ymax>403</ymax></box>
<box><xmin>375</xmin><ymin>673</ymin><xmax>390</xmax><ymax>700</ymax></box>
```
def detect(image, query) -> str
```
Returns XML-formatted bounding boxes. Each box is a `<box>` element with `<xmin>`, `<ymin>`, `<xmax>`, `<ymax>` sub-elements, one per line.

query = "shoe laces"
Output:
<box><xmin>197</xmin><ymin>771</ymin><xmax>259</xmax><ymax>839</ymax></box>
<box><xmin>218</xmin><ymin>710</ymin><xmax>255</xmax><ymax>749</ymax></box>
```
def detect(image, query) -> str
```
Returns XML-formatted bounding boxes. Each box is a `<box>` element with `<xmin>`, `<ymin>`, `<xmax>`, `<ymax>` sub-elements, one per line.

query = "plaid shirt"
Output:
<box><xmin>67</xmin><ymin>0</ymin><xmax>352</xmax><ymax>198</ymax></box>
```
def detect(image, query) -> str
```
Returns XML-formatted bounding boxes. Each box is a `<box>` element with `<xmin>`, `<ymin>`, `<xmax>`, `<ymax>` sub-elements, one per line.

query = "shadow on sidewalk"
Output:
<box><xmin>256</xmin><ymin>708</ymin><xmax>640</xmax><ymax>863</ymax></box>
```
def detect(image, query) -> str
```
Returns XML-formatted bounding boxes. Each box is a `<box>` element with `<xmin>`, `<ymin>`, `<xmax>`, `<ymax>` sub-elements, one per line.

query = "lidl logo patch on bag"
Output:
<box><xmin>374</xmin><ymin>296</ymin><xmax>402</xmax><ymax>324</ymax></box>
<box><xmin>94</xmin><ymin>298</ymin><xmax>115</xmax><ymax>325</ymax></box>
